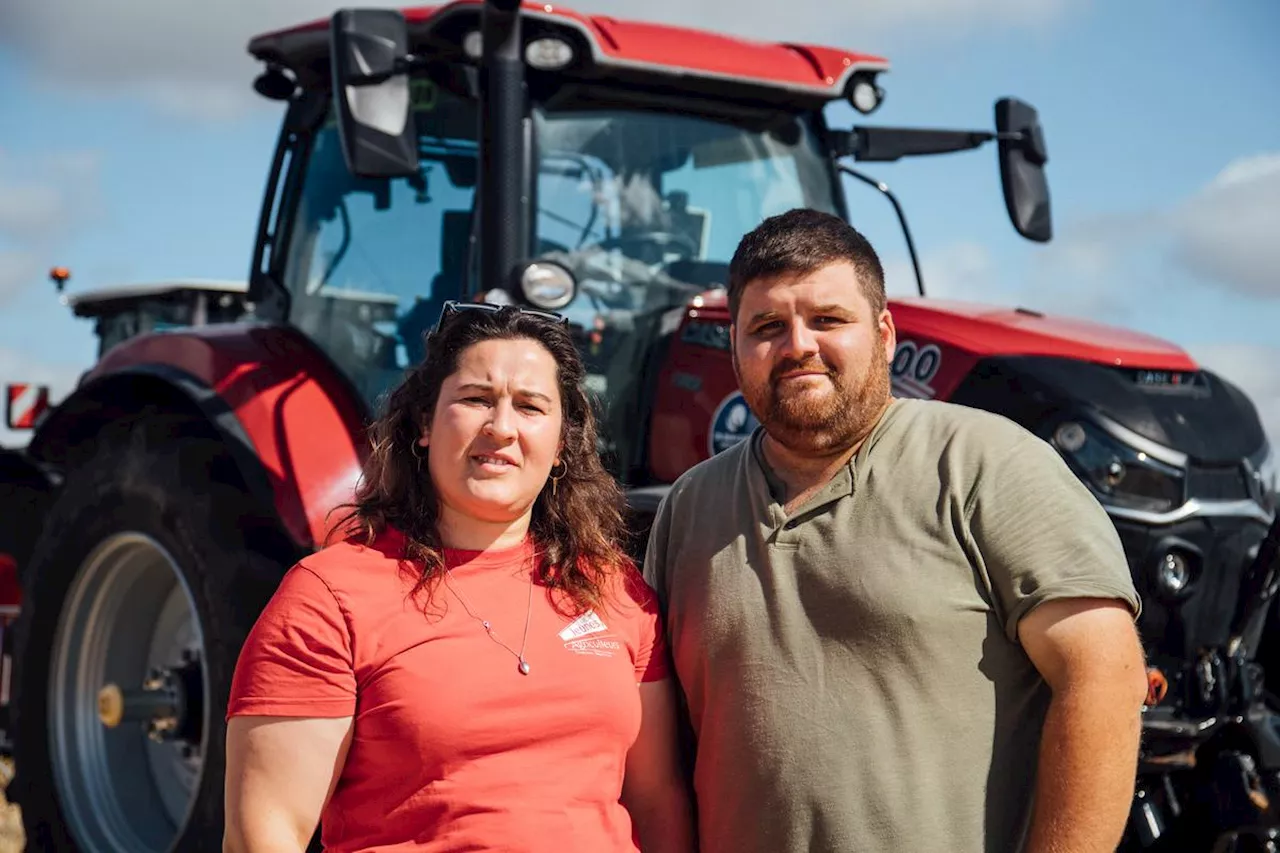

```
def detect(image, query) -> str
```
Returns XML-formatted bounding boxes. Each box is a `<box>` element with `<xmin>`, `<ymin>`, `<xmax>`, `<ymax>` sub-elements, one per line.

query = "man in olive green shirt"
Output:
<box><xmin>642</xmin><ymin>209</ymin><xmax>1148</xmax><ymax>852</ymax></box>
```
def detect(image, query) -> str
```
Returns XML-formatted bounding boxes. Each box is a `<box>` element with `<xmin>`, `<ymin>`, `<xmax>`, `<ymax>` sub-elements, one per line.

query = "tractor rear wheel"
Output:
<box><xmin>8</xmin><ymin>416</ymin><xmax>294</xmax><ymax>853</ymax></box>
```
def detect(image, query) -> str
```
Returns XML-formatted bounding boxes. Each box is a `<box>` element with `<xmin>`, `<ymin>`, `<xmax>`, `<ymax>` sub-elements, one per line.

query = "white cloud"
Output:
<box><xmin>0</xmin><ymin>150</ymin><xmax>103</xmax><ymax>304</ymax></box>
<box><xmin>0</xmin><ymin>0</ymin><xmax>1074</xmax><ymax>118</ymax></box>
<box><xmin>0</xmin><ymin>0</ymin><xmax>369</xmax><ymax>119</ymax></box>
<box><xmin>1189</xmin><ymin>344</ymin><xmax>1280</xmax><ymax>451</ymax></box>
<box><xmin>1167</xmin><ymin>153</ymin><xmax>1280</xmax><ymax>299</ymax></box>
<box><xmin>0</xmin><ymin>149</ymin><xmax>100</xmax><ymax>240</ymax></box>
<box><xmin>964</xmin><ymin>151</ymin><xmax>1280</xmax><ymax>316</ymax></box>
<box><xmin>0</xmin><ymin>185</ymin><xmax>65</xmax><ymax>239</ymax></box>
<box><xmin>1046</xmin><ymin>152</ymin><xmax>1280</xmax><ymax>302</ymax></box>
<box><xmin>1021</xmin><ymin>212</ymin><xmax>1172</xmax><ymax>322</ymax></box>
<box><xmin>886</xmin><ymin>240</ymin><xmax>997</xmax><ymax>301</ymax></box>
<box><xmin>886</xmin><ymin>229</ymin><xmax>1149</xmax><ymax>322</ymax></box>
<box><xmin>0</xmin><ymin>250</ymin><xmax>44</xmax><ymax>304</ymax></box>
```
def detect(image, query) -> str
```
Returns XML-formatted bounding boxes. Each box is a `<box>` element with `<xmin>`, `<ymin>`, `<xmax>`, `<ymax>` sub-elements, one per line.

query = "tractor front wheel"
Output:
<box><xmin>8</xmin><ymin>417</ymin><xmax>293</xmax><ymax>853</ymax></box>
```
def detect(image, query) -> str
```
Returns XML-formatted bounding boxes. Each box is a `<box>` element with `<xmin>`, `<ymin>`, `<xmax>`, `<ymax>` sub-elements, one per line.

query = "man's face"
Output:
<box><xmin>731</xmin><ymin>261</ymin><xmax>896</xmax><ymax>456</ymax></box>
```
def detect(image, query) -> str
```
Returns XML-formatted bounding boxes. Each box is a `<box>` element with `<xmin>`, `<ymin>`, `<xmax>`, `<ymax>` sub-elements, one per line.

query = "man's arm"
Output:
<box><xmin>1017</xmin><ymin>597</ymin><xmax>1149</xmax><ymax>853</ymax></box>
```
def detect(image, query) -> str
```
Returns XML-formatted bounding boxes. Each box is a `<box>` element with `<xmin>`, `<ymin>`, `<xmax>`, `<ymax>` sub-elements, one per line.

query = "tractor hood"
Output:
<box><xmin>883</xmin><ymin>297</ymin><xmax>1198</xmax><ymax>370</ymax></box>
<box><xmin>881</xmin><ymin>300</ymin><xmax>1265</xmax><ymax>463</ymax></box>
<box><xmin>681</xmin><ymin>292</ymin><xmax>1266</xmax><ymax>464</ymax></box>
<box><xmin>876</xmin><ymin>299</ymin><xmax>1265</xmax><ymax>465</ymax></box>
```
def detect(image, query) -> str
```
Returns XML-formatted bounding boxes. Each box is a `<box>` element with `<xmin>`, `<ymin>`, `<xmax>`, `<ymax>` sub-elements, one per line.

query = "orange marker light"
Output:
<box><xmin>1145</xmin><ymin>667</ymin><xmax>1169</xmax><ymax>706</ymax></box>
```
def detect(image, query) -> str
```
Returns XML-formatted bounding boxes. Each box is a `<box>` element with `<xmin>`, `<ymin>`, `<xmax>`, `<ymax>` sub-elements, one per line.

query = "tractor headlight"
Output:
<box><xmin>1156</xmin><ymin>551</ymin><xmax>1192</xmax><ymax>595</ymax></box>
<box><xmin>1248</xmin><ymin>442</ymin><xmax>1278</xmax><ymax>514</ymax></box>
<box><xmin>514</xmin><ymin>259</ymin><xmax>576</xmax><ymax>310</ymax></box>
<box><xmin>525</xmin><ymin>37</ymin><xmax>575</xmax><ymax>71</ymax></box>
<box><xmin>1148</xmin><ymin>538</ymin><xmax>1202</xmax><ymax>603</ymax></box>
<box><xmin>1051</xmin><ymin>419</ymin><xmax>1186</xmax><ymax>513</ymax></box>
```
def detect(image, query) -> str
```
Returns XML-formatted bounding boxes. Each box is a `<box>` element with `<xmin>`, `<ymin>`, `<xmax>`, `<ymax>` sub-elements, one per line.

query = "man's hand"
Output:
<box><xmin>1018</xmin><ymin>597</ymin><xmax>1148</xmax><ymax>853</ymax></box>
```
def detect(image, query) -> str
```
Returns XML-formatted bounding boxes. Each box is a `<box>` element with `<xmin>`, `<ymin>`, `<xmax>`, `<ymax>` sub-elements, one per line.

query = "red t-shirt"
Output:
<box><xmin>227</xmin><ymin>528</ymin><xmax>669</xmax><ymax>852</ymax></box>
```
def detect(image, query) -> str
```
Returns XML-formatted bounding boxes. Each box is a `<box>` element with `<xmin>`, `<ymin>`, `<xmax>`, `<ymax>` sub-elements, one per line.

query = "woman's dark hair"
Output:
<box><xmin>328</xmin><ymin>304</ymin><xmax>630</xmax><ymax>613</ymax></box>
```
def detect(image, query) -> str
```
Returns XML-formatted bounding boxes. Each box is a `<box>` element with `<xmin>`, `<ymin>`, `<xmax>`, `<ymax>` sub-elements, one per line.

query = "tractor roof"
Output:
<box><xmin>62</xmin><ymin>280</ymin><xmax>248</xmax><ymax>317</ymax></box>
<box><xmin>248</xmin><ymin>0</ymin><xmax>889</xmax><ymax>108</ymax></box>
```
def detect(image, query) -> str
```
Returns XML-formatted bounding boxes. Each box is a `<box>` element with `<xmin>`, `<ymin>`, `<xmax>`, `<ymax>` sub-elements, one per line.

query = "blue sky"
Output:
<box><xmin>1</xmin><ymin>0</ymin><xmax>1277</xmax><ymax>447</ymax></box>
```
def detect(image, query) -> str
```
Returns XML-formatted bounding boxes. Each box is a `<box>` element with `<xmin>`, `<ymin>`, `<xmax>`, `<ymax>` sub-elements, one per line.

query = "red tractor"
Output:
<box><xmin>0</xmin><ymin>1</ymin><xmax>1277</xmax><ymax>850</ymax></box>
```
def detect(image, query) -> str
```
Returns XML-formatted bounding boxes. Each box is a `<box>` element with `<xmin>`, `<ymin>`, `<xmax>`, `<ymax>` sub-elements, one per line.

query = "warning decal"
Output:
<box><xmin>5</xmin><ymin>384</ymin><xmax>50</xmax><ymax>430</ymax></box>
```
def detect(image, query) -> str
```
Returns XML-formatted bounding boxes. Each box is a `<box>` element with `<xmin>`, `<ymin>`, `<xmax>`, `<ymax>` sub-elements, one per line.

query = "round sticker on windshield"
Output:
<box><xmin>708</xmin><ymin>391</ymin><xmax>760</xmax><ymax>456</ymax></box>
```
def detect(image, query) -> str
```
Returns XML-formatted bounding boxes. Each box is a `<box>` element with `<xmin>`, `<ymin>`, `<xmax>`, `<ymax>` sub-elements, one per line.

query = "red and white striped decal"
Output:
<box><xmin>5</xmin><ymin>383</ymin><xmax>50</xmax><ymax>430</ymax></box>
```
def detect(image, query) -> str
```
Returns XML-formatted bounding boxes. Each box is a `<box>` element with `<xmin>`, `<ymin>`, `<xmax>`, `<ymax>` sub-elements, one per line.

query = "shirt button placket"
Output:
<box><xmin>776</xmin><ymin>516</ymin><xmax>803</xmax><ymax>545</ymax></box>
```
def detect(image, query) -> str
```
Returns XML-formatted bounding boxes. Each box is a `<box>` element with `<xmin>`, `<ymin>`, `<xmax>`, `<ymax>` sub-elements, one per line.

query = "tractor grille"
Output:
<box><xmin>1186</xmin><ymin>464</ymin><xmax>1250</xmax><ymax>502</ymax></box>
<box><xmin>1112</xmin><ymin>514</ymin><xmax>1270</xmax><ymax>658</ymax></box>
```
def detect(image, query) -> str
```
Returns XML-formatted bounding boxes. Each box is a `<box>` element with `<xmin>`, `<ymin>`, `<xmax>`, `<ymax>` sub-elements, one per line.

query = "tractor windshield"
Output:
<box><xmin>533</xmin><ymin>106</ymin><xmax>840</xmax><ymax>476</ymax></box>
<box><xmin>280</xmin><ymin>75</ymin><xmax>839</xmax><ymax>476</ymax></box>
<box><xmin>534</xmin><ymin>107</ymin><xmax>839</xmax><ymax>324</ymax></box>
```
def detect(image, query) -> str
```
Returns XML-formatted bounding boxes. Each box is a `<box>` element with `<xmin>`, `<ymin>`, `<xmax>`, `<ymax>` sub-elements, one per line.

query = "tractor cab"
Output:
<box><xmin>267</xmin><ymin>75</ymin><xmax>839</xmax><ymax>424</ymax></box>
<box><xmin>62</xmin><ymin>279</ymin><xmax>252</xmax><ymax>359</ymax></box>
<box><xmin>245</xmin><ymin>0</ymin><xmax>1050</xmax><ymax>477</ymax></box>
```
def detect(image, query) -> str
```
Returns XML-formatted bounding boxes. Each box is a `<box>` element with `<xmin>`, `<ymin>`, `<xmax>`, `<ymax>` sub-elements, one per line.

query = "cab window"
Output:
<box><xmin>281</xmin><ymin>76</ymin><xmax>479</xmax><ymax>406</ymax></box>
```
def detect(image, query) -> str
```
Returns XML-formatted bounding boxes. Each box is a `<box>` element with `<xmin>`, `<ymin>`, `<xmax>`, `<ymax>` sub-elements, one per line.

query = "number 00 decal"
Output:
<box><xmin>891</xmin><ymin>341</ymin><xmax>941</xmax><ymax>398</ymax></box>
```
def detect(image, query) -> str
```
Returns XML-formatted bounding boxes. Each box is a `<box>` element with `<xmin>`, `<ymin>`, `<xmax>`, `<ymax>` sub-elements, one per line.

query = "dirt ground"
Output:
<box><xmin>0</xmin><ymin>759</ymin><xmax>24</xmax><ymax>852</ymax></box>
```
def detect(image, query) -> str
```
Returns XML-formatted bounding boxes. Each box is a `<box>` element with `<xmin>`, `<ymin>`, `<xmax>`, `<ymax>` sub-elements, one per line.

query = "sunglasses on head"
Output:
<box><xmin>431</xmin><ymin>300</ymin><xmax>570</xmax><ymax>336</ymax></box>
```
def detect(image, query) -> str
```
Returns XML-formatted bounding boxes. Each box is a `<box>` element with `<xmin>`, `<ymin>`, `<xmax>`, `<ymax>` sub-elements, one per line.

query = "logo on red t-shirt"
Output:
<box><xmin>559</xmin><ymin>610</ymin><xmax>621</xmax><ymax>658</ymax></box>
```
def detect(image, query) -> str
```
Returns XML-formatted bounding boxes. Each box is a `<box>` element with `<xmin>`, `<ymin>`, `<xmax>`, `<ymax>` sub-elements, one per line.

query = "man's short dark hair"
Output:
<box><xmin>727</xmin><ymin>208</ymin><xmax>887</xmax><ymax>322</ymax></box>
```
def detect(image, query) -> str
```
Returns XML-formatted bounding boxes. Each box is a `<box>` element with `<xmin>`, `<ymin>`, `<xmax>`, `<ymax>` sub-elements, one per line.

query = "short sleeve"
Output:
<box><xmin>227</xmin><ymin>564</ymin><xmax>357</xmax><ymax>720</ymax></box>
<box><xmin>620</xmin><ymin>565</ymin><xmax>671</xmax><ymax>683</ymax></box>
<box><xmin>965</xmin><ymin>433</ymin><xmax>1142</xmax><ymax>643</ymax></box>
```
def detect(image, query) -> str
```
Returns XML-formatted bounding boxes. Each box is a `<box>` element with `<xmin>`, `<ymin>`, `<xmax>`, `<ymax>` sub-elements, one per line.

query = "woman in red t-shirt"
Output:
<box><xmin>223</xmin><ymin>301</ymin><xmax>696</xmax><ymax>852</ymax></box>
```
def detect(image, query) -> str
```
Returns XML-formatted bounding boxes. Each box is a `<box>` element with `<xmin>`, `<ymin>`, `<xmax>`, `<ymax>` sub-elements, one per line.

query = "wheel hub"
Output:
<box><xmin>97</xmin><ymin>651</ymin><xmax>203</xmax><ymax>748</ymax></box>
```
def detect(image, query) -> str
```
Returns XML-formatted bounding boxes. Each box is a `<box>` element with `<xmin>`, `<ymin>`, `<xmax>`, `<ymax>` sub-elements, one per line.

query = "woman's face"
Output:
<box><xmin>420</xmin><ymin>337</ymin><xmax>564</xmax><ymax>528</ymax></box>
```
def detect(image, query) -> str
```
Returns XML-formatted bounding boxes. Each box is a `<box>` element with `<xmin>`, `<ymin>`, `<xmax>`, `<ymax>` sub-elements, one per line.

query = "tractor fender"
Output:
<box><xmin>27</xmin><ymin>323</ymin><xmax>370</xmax><ymax>551</ymax></box>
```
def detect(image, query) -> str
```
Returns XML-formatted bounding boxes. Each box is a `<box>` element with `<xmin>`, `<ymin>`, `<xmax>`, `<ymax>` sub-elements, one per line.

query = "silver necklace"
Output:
<box><xmin>442</xmin><ymin>563</ymin><xmax>535</xmax><ymax>676</ymax></box>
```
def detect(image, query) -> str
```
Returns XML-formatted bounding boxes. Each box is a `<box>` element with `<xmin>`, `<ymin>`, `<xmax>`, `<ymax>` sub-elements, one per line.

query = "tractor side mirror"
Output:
<box><xmin>329</xmin><ymin>8</ymin><xmax>419</xmax><ymax>178</ymax></box>
<box><xmin>995</xmin><ymin>98</ymin><xmax>1052</xmax><ymax>242</ymax></box>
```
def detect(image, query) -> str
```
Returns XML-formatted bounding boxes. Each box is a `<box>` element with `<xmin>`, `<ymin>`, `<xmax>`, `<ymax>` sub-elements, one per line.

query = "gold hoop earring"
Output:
<box><xmin>548</xmin><ymin>461</ymin><xmax>566</xmax><ymax>497</ymax></box>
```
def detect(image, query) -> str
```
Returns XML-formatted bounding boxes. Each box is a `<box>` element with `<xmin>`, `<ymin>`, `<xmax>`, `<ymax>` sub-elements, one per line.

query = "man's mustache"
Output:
<box><xmin>770</xmin><ymin>357</ymin><xmax>833</xmax><ymax>384</ymax></box>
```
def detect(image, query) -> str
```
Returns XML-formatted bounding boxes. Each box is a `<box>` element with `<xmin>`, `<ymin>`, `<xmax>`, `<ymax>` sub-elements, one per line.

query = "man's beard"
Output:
<box><xmin>737</xmin><ymin>352</ymin><xmax>892</xmax><ymax>456</ymax></box>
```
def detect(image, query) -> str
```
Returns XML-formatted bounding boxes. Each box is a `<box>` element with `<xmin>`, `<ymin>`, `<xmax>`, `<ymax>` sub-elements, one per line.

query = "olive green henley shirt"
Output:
<box><xmin>642</xmin><ymin>398</ymin><xmax>1140</xmax><ymax>853</ymax></box>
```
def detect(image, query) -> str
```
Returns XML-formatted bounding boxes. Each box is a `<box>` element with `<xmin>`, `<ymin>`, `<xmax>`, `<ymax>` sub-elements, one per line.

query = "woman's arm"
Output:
<box><xmin>223</xmin><ymin>715</ymin><xmax>355</xmax><ymax>853</ymax></box>
<box><xmin>621</xmin><ymin>679</ymin><xmax>698</xmax><ymax>853</ymax></box>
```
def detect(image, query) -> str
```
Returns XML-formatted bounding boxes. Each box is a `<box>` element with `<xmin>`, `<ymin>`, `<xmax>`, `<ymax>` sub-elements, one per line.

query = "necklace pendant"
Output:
<box><xmin>518</xmin><ymin>660</ymin><xmax>531</xmax><ymax>675</ymax></box>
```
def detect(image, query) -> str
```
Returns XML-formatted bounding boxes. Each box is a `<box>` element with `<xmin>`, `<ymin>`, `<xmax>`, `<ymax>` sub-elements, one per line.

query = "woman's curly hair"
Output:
<box><xmin>328</xmin><ymin>304</ymin><xmax>631</xmax><ymax>614</ymax></box>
